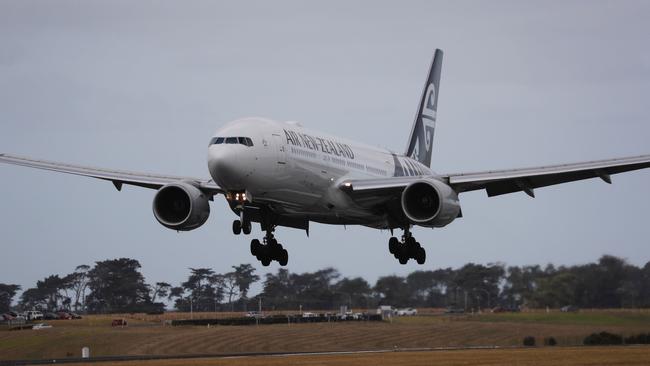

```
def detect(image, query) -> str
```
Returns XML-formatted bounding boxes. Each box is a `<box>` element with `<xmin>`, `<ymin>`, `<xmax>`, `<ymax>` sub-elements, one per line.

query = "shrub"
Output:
<box><xmin>624</xmin><ymin>333</ymin><xmax>650</xmax><ymax>345</ymax></box>
<box><xmin>583</xmin><ymin>332</ymin><xmax>623</xmax><ymax>345</ymax></box>
<box><xmin>523</xmin><ymin>336</ymin><xmax>536</xmax><ymax>346</ymax></box>
<box><xmin>543</xmin><ymin>337</ymin><xmax>557</xmax><ymax>346</ymax></box>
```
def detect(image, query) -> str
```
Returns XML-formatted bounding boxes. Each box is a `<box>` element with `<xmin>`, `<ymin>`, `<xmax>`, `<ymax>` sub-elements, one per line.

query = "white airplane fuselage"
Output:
<box><xmin>208</xmin><ymin>117</ymin><xmax>435</xmax><ymax>228</ymax></box>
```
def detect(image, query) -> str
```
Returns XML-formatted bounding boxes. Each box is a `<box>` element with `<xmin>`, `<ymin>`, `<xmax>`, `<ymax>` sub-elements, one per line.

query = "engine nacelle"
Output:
<box><xmin>400</xmin><ymin>178</ymin><xmax>460</xmax><ymax>228</ymax></box>
<box><xmin>152</xmin><ymin>182</ymin><xmax>210</xmax><ymax>231</ymax></box>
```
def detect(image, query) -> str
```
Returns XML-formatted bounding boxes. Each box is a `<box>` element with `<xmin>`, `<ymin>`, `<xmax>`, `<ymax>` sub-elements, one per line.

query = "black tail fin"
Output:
<box><xmin>405</xmin><ymin>49</ymin><xmax>443</xmax><ymax>168</ymax></box>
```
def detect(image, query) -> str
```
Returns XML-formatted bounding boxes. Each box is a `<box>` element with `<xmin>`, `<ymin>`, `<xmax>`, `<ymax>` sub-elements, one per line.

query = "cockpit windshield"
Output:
<box><xmin>209</xmin><ymin>137</ymin><xmax>253</xmax><ymax>147</ymax></box>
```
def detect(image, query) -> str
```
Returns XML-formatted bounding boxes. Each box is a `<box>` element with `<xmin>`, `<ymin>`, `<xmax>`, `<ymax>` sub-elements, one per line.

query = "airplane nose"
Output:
<box><xmin>208</xmin><ymin>146</ymin><xmax>244</xmax><ymax>189</ymax></box>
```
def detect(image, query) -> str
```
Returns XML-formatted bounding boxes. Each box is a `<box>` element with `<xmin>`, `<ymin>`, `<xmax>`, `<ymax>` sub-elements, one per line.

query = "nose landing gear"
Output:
<box><xmin>388</xmin><ymin>227</ymin><xmax>425</xmax><ymax>265</ymax></box>
<box><xmin>232</xmin><ymin>219</ymin><xmax>251</xmax><ymax>235</ymax></box>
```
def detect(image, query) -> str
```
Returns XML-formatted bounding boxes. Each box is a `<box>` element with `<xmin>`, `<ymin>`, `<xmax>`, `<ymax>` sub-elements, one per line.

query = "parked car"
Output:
<box><xmin>32</xmin><ymin>323</ymin><xmax>53</xmax><ymax>330</ymax></box>
<box><xmin>397</xmin><ymin>308</ymin><xmax>418</xmax><ymax>316</ymax></box>
<box><xmin>444</xmin><ymin>307</ymin><xmax>465</xmax><ymax>314</ymax></box>
<box><xmin>43</xmin><ymin>312</ymin><xmax>59</xmax><ymax>320</ymax></box>
<box><xmin>70</xmin><ymin>313</ymin><xmax>83</xmax><ymax>319</ymax></box>
<box><xmin>24</xmin><ymin>311</ymin><xmax>43</xmax><ymax>321</ymax></box>
<box><xmin>302</xmin><ymin>312</ymin><xmax>317</xmax><ymax>318</ymax></box>
<box><xmin>57</xmin><ymin>312</ymin><xmax>72</xmax><ymax>320</ymax></box>
<box><xmin>111</xmin><ymin>318</ymin><xmax>127</xmax><ymax>327</ymax></box>
<box><xmin>245</xmin><ymin>311</ymin><xmax>263</xmax><ymax>318</ymax></box>
<box><xmin>491</xmin><ymin>306</ymin><xmax>521</xmax><ymax>313</ymax></box>
<box><xmin>3</xmin><ymin>312</ymin><xmax>26</xmax><ymax>321</ymax></box>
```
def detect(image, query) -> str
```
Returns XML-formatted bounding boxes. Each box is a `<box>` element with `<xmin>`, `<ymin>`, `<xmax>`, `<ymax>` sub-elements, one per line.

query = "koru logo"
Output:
<box><xmin>420</xmin><ymin>82</ymin><xmax>437</xmax><ymax>151</ymax></box>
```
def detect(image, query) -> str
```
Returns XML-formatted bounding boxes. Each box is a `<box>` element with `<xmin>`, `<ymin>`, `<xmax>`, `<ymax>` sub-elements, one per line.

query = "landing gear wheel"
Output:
<box><xmin>388</xmin><ymin>237</ymin><xmax>399</xmax><ymax>254</ymax></box>
<box><xmin>250</xmin><ymin>239</ymin><xmax>261</xmax><ymax>256</ymax></box>
<box><xmin>261</xmin><ymin>258</ymin><xmax>271</xmax><ymax>267</ymax></box>
<box><xmin>232</xmin><ymin>220</ymin><xmax>242</xmax><ymax>235</ymax></box>
<box><xmin>270</xmin><ymin>242</ymin><xmax>282</xmax><ymax>259</ymax></box>
<box><xmin>416</xmin><ymin>246</ymin><xmax>426</xmax><ymax>265</ymax></box>
<box><xmin>242</xmin><ymin>221</ymin><xmax>252</xmax><ymax>235</ymax></box>
<box><xmin>398</xmin><ymin>255</ymin><xmax>409</xmax><ymax>265</ymax></box>
<box><xmin>279</xmin><ymin>249</ymin><xmax>289</xmax><ymax>266</ymax></box>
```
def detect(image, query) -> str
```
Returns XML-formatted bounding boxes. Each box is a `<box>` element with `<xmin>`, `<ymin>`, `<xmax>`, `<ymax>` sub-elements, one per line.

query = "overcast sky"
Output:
<box><xmin>1</xmin><ymin>1</ymin><xmax>649</xmax><ymax>297</ymax></box>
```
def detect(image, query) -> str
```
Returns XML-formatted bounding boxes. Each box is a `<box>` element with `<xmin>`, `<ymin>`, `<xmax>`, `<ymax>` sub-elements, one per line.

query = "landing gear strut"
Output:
<box><xmin>388</xmin><ymin>227</ymin><xmax>425</xmax><ymax>265</ymax></box>
<box><xmin>250</xmin><ymin>227</ymin><xmax>288</xmax><ymax>267</ymax></box>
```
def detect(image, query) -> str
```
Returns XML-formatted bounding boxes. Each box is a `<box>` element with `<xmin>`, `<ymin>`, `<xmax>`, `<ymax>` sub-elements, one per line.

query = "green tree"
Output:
<box><xmin>150</xmin><ymin>282</ymin><xmax>172</xmax><ymax>304</ymax></box>
<box><xmin>374</xmin><ymin>275</ymin><xmax>409</xmax><ymax>307</ymax></box>
<box><xmin>86</xmin><ymin>258</ymin><xmax>152</xmax><ymax>313</ymax></box>
<box><xmin>232</xmin><ymin>264</ymin><xmax>260</xmax><ymax>301</ymax></box>
<box><xmin>63</xmin><ymin>264</ymin><xmax>90</xmax><ymax>312</ymax></box>
<box><xmin>0</xmin><ymin>284</ymin><xmax>21</xmax><ymax>313</ymax></box>
<box><xmin>335</xmin><ymin>277</ymin><xmax>371</xmax><ymax>308</ymax></box>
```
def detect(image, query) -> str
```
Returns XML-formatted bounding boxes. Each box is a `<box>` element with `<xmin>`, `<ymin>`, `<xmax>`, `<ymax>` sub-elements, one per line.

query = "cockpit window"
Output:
<box><xmin>238</xmin><ymin>137</ymin><xmax>254</xmax><ymax>146</ymax></box>
<box><xmin>209</xmin><ymin>137</ymin><xmax>224</xmax><ymax>145</ymax></box>
<box><xmin>212</xmin><ymin>136</ymin><xmax>254</xmax><ymax>147</ymax></box>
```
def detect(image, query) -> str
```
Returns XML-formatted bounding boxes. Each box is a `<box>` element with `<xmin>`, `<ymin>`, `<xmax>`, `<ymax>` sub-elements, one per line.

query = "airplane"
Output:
<box><xmin>2</xmin><ymin>49</ymin><xmax>650</xmax><ymax>267</ymax></box>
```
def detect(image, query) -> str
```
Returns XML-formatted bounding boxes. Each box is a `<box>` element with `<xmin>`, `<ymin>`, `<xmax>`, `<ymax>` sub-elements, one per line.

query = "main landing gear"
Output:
<box><xmin>250</xmin><ymin>228</ymin><xmax>288</xmax><ymax>267</ymax></box>
<box><xmin>388</xmin><ymin>227</ymin><xmax>426</xmax><ymax>265</ymax></box>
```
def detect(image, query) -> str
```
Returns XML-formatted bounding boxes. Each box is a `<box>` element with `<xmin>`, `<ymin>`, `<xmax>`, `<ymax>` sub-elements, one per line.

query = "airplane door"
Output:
<box><xmin>271</xmin><ymin>134</ymin><xmax>287</xmax><ymax>171</ymax></box>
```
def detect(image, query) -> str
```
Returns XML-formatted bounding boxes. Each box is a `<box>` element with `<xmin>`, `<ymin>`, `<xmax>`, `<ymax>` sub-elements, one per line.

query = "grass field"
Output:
<box><xmin>1</xmin><ymin>310</ymin><xmax>650</xmax><ymax>361</ymax></box>
<box><xmin>89</xmin><ymin>347</ymin><xmax>650</xmax><ymax>366</ymax></box>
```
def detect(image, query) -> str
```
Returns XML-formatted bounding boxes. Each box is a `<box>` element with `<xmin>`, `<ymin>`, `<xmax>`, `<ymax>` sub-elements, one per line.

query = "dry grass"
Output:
<box><xmin>2</xmin><ymin>310</ymin><xmax>650</xmax><ymax>361</ymax></box>
<box><xmin>88</xmin><ymin>347</ymin><xmax>650</xmax><ymax>366</ymax></box>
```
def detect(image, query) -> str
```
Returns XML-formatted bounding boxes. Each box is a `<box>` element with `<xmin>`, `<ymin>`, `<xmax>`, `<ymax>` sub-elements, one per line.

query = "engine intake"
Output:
<box><xmin>153</xmin><ymin>182</ymin><xmax>210</xmax><ymax>231</ymax></box>
<box><xmin>401</xmin><ymin>179</ymin><xmax>460</xmax><ymax>227</ymax></box>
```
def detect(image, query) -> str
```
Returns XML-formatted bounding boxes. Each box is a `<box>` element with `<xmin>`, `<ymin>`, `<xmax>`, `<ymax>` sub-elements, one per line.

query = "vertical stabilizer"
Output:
<box><xmin>405</xmin><ymin>49</ymin><xmax>443</xmax><ymax>167</ymax></box>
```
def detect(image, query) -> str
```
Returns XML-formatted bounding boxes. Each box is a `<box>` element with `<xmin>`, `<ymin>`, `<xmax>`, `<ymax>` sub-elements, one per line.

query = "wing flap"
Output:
<box><xmin>0</xmin><ymin>153</ymin><xmax>222</xmax><ymax>194</ymax></box>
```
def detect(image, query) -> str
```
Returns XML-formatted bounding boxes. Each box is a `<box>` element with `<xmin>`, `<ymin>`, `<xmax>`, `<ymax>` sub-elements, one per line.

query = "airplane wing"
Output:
<box><xmin>0</xmin><ymin>153</ymin><xmax>223</xmax><ymax>195</ymax></box>
<box><xmin>445</xmin><ymin>154</ymin><xmax>650</xmax><ymax>197</ymax></box>
<box><xmin>340</xmin><ymin>154</ymin><xmax>650</xmax><ymax>203</ymax></box>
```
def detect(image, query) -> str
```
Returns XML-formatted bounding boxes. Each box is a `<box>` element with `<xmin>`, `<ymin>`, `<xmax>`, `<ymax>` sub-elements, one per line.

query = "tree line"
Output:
<box><xmin>2</xmin><ymin>255</ymin><xmax>650</xmax><ymax>314</ymax></box>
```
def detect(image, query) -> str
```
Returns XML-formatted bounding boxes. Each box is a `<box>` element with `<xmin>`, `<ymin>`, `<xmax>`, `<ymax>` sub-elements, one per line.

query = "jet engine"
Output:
<box><xmin>152</xmin><ymin>182</ymin><xmax>210</xmax><ymax>231</ymax></box>
<box><xmin>400</xmin><ymin>178</ymin><xmax>460</xmax><ymax>227</ymax></box>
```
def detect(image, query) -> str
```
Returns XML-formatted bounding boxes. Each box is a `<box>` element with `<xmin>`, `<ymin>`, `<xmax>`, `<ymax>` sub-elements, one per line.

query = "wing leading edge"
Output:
<box><xmin>0</xmin><ymin>153</ymin><xmax>222</xmax><ymax>195</ymax></box>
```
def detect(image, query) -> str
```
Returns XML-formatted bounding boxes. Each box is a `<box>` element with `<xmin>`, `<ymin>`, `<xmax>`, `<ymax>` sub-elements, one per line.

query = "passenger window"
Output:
<box><xmin>226</xmin><ymin>137</ymin><xmax>238</xmax><ymax>144</ymax></box>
